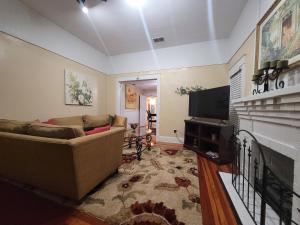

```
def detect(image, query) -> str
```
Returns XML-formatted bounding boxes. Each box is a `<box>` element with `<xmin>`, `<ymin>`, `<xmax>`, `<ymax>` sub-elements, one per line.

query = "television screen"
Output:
<box><xmin>188</xmin><ymin>86</ymin><xmax>230</xmax><ymax>120</ymax></box>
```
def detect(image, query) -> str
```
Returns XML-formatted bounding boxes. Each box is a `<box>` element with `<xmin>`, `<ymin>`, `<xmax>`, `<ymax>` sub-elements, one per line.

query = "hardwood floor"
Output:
<box><xmin>0</xmin><ymin>142</ymin><xmax>239</xmax><ymax>225</ymax></box>
<box><xmin>197</xmin><ymin>155</ymin><xmax>239</xmax><ymax>225</ymax></box>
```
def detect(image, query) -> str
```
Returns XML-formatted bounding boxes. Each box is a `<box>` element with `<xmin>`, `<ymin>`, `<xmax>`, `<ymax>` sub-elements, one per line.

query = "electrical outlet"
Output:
<box><xmin>173</xmin><ymin>129</ymin><xmax>177</xmax><ymax>134</ymax></box>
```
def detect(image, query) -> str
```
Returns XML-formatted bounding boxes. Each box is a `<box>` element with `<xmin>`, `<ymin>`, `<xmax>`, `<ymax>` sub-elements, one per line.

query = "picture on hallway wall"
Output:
<box><xmin>64</xmin><ymin>70</ymin><xmax>95</xmax><ymax>106</ymax></box>
<box><xmin>256</xmin><ymin>0</ymin><xmax>300</xmax><ymax>69</ymax></box>
<box><xmin>125</xmin><ymin>84</ymin><xmax>139</xmax><ymax>109</ymax></box>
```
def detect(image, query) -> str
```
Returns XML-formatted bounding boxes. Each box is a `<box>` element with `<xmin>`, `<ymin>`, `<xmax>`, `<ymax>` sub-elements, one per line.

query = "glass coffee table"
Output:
<box><xmin>123</xmin><ymin>126</ymin><xmax>152</xmax><ymax>160</ymax></box>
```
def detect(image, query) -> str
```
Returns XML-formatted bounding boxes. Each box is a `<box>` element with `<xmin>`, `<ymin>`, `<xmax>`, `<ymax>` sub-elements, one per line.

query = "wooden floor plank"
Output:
<box><xmin>198</xmin><ymin>159</ymin><xmax>215</xmax><ymax>225</ymax></box>
<box><xmin>198</xmin><ymin>156</ymin><xmax>239</xmax><ymax>225</ymax></box>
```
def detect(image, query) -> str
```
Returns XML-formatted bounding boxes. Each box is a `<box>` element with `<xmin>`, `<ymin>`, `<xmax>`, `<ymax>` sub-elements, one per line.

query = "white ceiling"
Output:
<box><xmin>20</xmin><ymin>0</ymin><xmax>247</xmax><ymax>56</ymax></box>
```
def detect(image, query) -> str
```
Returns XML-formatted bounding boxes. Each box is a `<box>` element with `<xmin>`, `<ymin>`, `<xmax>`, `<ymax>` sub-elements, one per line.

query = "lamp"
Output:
<box><xmin>149</xmin><ymin>97</ymin><xmax>156</xmax><ymax>105</ymax></box>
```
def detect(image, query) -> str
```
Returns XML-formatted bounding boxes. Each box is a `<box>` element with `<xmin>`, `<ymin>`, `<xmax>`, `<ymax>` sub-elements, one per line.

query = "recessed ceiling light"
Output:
<box><xmin>127</xmin><ymin>0</ymin><xmax>145</xmax><ymax>7</ymax></box>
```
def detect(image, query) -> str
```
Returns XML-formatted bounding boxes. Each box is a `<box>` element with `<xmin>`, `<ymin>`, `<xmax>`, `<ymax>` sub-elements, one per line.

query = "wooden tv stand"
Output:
<box><xmin>184</xmin><ymin>120</ymin><xmax>234</xmax><ymax>164</ymax></box>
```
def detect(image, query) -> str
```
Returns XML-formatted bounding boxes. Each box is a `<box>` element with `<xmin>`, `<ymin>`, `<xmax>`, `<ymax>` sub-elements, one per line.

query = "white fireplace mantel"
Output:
<box><xmin>233</xmin><ymin>86</ymin><xmax>300</xmax><ymax>158</ymax></box>
<box><xmin>232</xmin><ymin>85</ymin><xmax>300</xmax><ymax>223</ymax></box>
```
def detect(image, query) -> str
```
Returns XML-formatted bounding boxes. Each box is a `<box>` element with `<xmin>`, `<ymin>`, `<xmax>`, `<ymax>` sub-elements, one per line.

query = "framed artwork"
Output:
<box><xmin>256</xmin><ymin>0</ymin><xmax>300</xmax><ymax>70</ymax></box>
<box><xmin>125</xmin><ymin>84</ymin><xmax>139</xmax><ymax>109</ymax></box>
<box><xmin>64</xmin><ymin>70</ymin><xmax>95</xmax><ymax>106</ymax></box>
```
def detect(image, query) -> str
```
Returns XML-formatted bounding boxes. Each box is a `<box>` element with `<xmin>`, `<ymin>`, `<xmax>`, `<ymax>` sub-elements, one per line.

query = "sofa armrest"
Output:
<box><xmin>68</xmin><ymin>127</ymin><xmax>125</xmax><ymax>199</ymax></box>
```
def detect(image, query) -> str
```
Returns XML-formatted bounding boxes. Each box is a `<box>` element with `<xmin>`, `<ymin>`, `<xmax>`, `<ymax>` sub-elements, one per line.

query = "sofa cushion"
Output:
<box><xmin>27</xmin><ymin>123</ymin><xmax>85</xmax><ymax>139</ymax></box>
<box><xmin>85</xmin><ymin>125</ymin><xmax>111</xmax><ymax>135</ymax></box>
<box><xmin>113</xmin><ymin>115</ymin><xmax>127</xmax><ymax>127</ymax></box>
<box><xmin>51</xmin><ymin>116</ymin><xmax>84</xmax><ymax>127</ymax></box>
<box><xmin>0</xmin><ymin>119</ymin><xmax>30</xmax><ymax>134</ymax></box>
<box><xmin>83</xmin><ymin>115</ymin><xmax>110</xmax><ymax>130</ymax></box>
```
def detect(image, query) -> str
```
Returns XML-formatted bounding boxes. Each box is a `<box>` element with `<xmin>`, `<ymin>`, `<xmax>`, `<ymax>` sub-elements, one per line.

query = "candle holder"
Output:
<box><xmin>252</xmin><ymin>60</ymin><xmax>289</xmax><ymax>95</ymax></box>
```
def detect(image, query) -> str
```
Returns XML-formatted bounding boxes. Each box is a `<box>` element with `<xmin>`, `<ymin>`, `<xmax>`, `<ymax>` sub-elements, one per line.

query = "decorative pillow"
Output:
<box><xmin>85</xmin><ymin>125</ymin><xmax>111</xmax><ymax>135</ymax></box>
<box><xmin>0</xmin><ymin>119</ymin><xmax>30</xmax><ymax>134</ymax></box>
<box><xmin>83</xmin><ymin>115</ymin><xmax>110</xmax><ymax>130</ymax></box>
<box><xmin>113</xmin><ymin>115</ymin><xmax>127</xmax><ymax>127</ymax></box>
<box><xmin>51</xmin><ymin>116</ymin><xmax>84</xmax><ymax>127</ymax></box>
<box><xmin>109</xmin><ymin>115</ymin><xmax>115</xmax><ymax>126</ymax></box>
<box><xmin>43</xmin><ymin>119</ymin><xmax>55</xmax><ymax>125</ymax></box>
<box><xmin>27</xmin><ymin>123</ymin><xmax>85</xmax><ymax>139</ymax></box>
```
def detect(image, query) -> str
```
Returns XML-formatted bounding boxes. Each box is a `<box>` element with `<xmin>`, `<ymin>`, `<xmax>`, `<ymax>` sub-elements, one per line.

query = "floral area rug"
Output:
<box><xmin>78</xmin><ymin>147</ymin><xmax>202</xmax><ymax>225</ymax></box>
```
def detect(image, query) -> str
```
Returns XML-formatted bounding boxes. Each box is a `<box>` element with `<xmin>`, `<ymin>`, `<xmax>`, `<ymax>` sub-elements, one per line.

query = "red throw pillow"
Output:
<box><xmin>43</xmin><ymin>119</ymin><xmax>55</xmax><ymax>125</ymax></box>
<box><xmin>85</xmin><ymin>125</ymin><xmax>111</xmax><ymax>135</ymax></box>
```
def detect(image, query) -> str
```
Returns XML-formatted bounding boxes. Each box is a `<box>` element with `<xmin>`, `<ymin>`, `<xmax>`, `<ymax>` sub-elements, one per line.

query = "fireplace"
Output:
<box><xmin>261</xmin><ymin>145</ymin><xmax>294</xmax><ymax>189</ymax></box>
<box><xmin>252</xmin><ymin>145</ymin><xmax>295</xmax><ymax>224</ymax></box>
<box><xmin>232</xmin><ymin>86</ymin><xmax>300</xmax><ymax>224</ymax></box>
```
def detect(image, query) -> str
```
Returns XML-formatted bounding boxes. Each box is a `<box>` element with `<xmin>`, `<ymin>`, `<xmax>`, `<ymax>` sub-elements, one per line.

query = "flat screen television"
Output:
<box><xmin>188</xmin><ymin>85</ymin><xmax>230</xmax><ymax>120</ymax></box>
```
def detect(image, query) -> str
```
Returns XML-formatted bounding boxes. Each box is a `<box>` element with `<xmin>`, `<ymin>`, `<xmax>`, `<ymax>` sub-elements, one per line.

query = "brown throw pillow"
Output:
<box><xmin>83</xmin><ymin>115</ymin><xmax>110</xmax><ymax>129</ymax></box>
<box><xmin>27</xmin><ymin>123</ymin><xmax>85</xmax><ymax>139</ymax></box>
<box><xmin>113</xmin><ymin>115</ymin><xmax>127</xmax><ymax>127</ymax></box>
<box><xmin>0</xmin><ymin>119</ymin><xmax>30</xmax><ymax>134</ymax></box>
<box><xmin>51</xmin><ymin>116</ymin><xmax>84</xmax><ymax>127</ymax></box>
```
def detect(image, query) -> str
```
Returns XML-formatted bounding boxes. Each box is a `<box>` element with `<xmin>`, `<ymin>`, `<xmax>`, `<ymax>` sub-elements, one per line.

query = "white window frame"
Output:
<box><xmin>228</xmin><ymin>55</ymin><xmax>246</xmax><ymax>99</ymax></box>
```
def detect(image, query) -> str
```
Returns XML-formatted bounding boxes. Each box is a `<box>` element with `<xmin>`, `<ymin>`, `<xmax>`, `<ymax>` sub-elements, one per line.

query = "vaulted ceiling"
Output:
<box><xmin>20</xmin><ymin>0</ymin><xmax>248</xmax><ymax>56</ymax></box>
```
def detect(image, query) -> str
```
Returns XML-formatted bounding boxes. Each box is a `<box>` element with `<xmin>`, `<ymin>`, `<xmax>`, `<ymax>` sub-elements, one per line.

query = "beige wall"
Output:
<box><xmin>228</xmin><ymin>31</ymin><xmax>256</xmax><ymax>96</ymax></box>
<box><xmin>0</xmin><ymin>30</ymin><xmax>255</xmax><ymax>137</ymax></box>
<box><xmin>0</xmin><ymin>32</ymin><xmax>107</xmax><ymax>121</ymax></box>
<box><xmin>106</xmin><ymin>65</ymin><xmax>228</xmax><ymax>138</ymax></box>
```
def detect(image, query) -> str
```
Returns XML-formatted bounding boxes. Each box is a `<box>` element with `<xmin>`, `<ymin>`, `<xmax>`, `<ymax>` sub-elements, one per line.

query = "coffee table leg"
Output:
<box><xmin>136</xmin><ymin>136</ymin><xmax>143</xmax><ymax>160</ymax></box>
<box><xmin>146</xmin><ymin>134</ymin><xmax>152</xmax><ymax>151</ymax></box>
<box><xmin>128</xmin><ymin>137</ymin><xmax>132</xmax><ymax>148</ymax></box>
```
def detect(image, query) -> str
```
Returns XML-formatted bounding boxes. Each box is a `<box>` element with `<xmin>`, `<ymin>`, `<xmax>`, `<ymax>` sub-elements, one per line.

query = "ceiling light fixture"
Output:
<box><xmin>82</xmin><ymin>6</ymin><xmax>88</xmax><ymax>14</ymax></box>
<box><xmin>127</xmin><ymin>0</ymin><xmax>145</xmax><ymax>8</ymax></box>
<box><xmin>76</xmin><ymin>0</ymin><xmax>89</xmax><ymax>14</ymax></box>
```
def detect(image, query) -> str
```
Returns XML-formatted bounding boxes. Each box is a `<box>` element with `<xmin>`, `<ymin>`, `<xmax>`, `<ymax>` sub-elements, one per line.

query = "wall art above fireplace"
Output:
<box><xmin>253</xmin><ymin>0</ymin><xmax>300</xmax><ymax>95</ymax></box>
<box><xmin>256</xmin><ymin>0</ymin><xmax>300</xmax><ymax>70</ymax></box>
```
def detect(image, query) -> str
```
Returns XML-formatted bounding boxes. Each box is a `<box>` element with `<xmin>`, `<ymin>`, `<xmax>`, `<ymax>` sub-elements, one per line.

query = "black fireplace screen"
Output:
<box><xmin>231</xmin><ymin>130</ymin><xmax>300</xmax><ymax>225</ymax></box>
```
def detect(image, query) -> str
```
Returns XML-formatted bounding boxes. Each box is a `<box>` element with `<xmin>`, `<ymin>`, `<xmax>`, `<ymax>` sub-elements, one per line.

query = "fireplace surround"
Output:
<box><xmin>253</xmin><ymin>144</ymin><xmax>295</xmax><ymax>224</ymax></box>
<box><xmin>232</xmin><ymin>85</ymin><xmax>300</xmax><ymax>223</ymax></box>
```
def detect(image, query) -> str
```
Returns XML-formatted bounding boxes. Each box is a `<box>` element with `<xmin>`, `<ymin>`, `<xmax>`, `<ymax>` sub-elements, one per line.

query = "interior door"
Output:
<box><xmin>139</xmin><ymin>95</ymin><xmax>147</xmax><ymax>127</ymax></box>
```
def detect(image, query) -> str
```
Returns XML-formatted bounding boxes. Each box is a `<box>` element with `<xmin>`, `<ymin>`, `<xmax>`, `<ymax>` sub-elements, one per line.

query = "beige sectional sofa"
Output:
<box><xmin>0</xmin><ymin>115</ymin><xmax>126</xmax><ymax>200</ymax></box>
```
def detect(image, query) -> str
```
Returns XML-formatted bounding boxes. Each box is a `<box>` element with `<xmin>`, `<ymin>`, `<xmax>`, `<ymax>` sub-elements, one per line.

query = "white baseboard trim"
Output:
<box><xmin>157</xmin><ymin>136</ymin><xmax>184</xmax><ymax>144</ymax></box>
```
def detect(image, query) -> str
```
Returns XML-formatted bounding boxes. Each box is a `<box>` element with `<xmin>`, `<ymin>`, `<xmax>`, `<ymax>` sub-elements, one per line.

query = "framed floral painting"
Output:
<box><xmin>256</xmin><ymin>0</ymin><xmax>300</xmax><ymax>70</ymax></box>
<box><xmin>64</xmin><ymin>70</ymin><xmax>95</xmax><ymax>106</ymax></box>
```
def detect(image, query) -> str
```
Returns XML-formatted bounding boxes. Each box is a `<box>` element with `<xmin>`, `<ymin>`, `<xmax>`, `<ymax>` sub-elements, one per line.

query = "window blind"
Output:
<box><xmin>229</xmin><ymin>68</ymin><xmax>242</xmax><ymax>132</ymax></box>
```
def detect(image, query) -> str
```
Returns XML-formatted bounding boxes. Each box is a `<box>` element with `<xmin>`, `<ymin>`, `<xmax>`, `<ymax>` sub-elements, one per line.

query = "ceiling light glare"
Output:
<box><xmin>81</xmin><ymin>6</ymin><xmax>89</xmax><ymax>14</ymax></box>
<box><xmin>127</xmin><ymin>0</ymin><xmax>145</xmax><ymax>8</ymax></box>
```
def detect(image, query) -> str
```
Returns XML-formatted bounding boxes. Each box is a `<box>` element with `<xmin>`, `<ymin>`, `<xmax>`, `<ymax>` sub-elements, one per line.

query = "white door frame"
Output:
<box><xmin>139</xmin><ymin>95</ymin><xmax>147</xmax><ymax>127</ymax></box>
<box><xmin>115</xmin><ymin>74</ymin><xmax>160</xmax><ymax>138</ymax></box>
